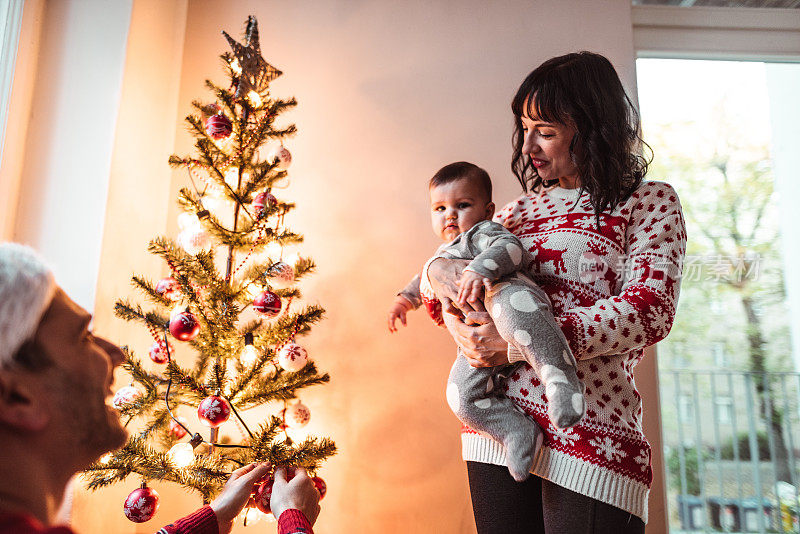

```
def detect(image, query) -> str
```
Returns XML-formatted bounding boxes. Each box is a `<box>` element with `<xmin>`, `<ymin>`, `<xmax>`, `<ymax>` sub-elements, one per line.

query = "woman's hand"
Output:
<box><xmin>210</xmin><ymin>462</ymin><xmax>271</xmax><ymax>534</ymax></box>
<box><xmin>427</xmin><ymin>257</ymin><xmax>466</xmax><ymax>304</ymax></box>
<box><xmin>442</xmin><ymin>311</ymin><xmax>509</xmax><ymax>368</ymax></box>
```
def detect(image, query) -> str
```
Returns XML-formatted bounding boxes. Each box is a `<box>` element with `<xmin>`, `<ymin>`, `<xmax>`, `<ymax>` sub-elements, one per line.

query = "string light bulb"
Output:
<box><xmin>247</xmin><ymin>90</ymin><xmax>263</xmax><ymax>108</ymax></box>
<box><xmin>98</xmin><ymin>453</ymin><xmax>112</xmax><ymax>465</ymax></box>
<box><xmin>238</xmin><ymin>506</ymin><xmax>267</xmax><ymax>525</ymax></box>
<box><xmin>241</xmin><ymin>333</ymin><xmax>258</xmax><ymax>367</ymax></box>
<box><xmin>230</xmin><ymin>58</ymin><xmax>242</xmax><ymax>75</ymax></box>
<box><xmin>166</xmin><ymin>442</ymin><xmax>195</xmax><ymax>468</ymax></box>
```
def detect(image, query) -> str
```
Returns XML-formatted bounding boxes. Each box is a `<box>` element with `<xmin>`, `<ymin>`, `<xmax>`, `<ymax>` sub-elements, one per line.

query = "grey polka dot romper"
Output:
<box><xmin>399</xmin><ymin>220</ymin><xmax>586</xmax><ymax>481</ymax></box>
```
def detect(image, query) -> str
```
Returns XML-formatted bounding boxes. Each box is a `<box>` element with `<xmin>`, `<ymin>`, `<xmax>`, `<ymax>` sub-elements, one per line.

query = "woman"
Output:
<box><xmin>427</xmin><ymin>52</ymin><xmax>686</xmax><ymax>533</ymax></box>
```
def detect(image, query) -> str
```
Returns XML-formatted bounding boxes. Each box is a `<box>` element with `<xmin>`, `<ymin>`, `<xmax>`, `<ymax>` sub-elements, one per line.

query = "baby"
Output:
<box><xmin>388</xmin><ymin>161</ymin><xmax>585</xmax><ymax>481</ymax></box>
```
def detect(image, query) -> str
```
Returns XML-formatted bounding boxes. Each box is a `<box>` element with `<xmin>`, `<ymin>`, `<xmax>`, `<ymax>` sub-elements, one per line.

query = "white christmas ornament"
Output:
<box><xmin>278</xmin><ymin>342</ymin><xmax>308</xmax><ymax>372</ymax></box>
<box><xmin>112</xmin><ymin>386</ymin><xmax>142</xmax><ymax>409</ymax></box>
<box><xmin>284</xmin><ymin>402</ymin><xmax>311</xmax><ymax>429</ymax></box>
<box><xmin>269</xmin><ymin>146</ymin><xmax>292</xmax><ymax>170</ymax></box>
<box><xmin>177</xmin><ymin>227</ymin><xmax>211</xmax><ymax>255</ymax></box>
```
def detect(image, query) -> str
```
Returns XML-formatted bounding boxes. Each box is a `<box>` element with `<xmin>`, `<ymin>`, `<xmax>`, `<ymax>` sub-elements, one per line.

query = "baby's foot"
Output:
<box><xmin>504</xmin><ymin>425</ymin><xmax>544</xmax><ymax>482</ymax></box>
<box><xmin>541</xmin><ymin>362</ymin><xmax>585</xmax><ymax>429</ymax></box>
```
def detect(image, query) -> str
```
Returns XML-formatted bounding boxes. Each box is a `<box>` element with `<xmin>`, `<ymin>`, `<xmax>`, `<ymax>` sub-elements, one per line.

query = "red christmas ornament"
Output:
<box><xmin>312</xmin><ymin>476</ymin><xmax>327</xmax><ymax>500</ymax></box>
<box><xmin>254</xmin><ymin>478</ymin><xmax>274</xmax><ymax>514</ymax></box>
<box><xmin>155</xmin><ymin>277</ymin><xmax>180</xmax><ymax>301</ymax></box>
<box><xmin>169</xmin><ymin>311</ymin><xmax>200</xmax><ymax>341</ymax></box>
<box><xmin>169</xmin><ymin>416</ymin><xmax>188</xmax><ymax>439</ymax></box>
<box><xmin>148</xmin><ymin>341</ymin><xmax>173</xmax><ymax>364</ymax></box>
<box><xmin>205</xmin><ymin>113</ymin><xmax>232</xmax><ymax>140</ymax></box>
<box><xmin>123</xmin><ymin>486</ymin><xmax>159</xmax><ymax>523</ymax></box>
<box><xmin>253</xmin><ymin>290</ymin><xmax>281</xmax><ymax>317</ymax></box>
<box><xmin>197</xmin><ymin>395</ymin><xmax>230</xmax><ymax>428</ymax></box>
<box><xmin>252</xmin><ymin>191</ymin><xmax>277</xmax><ymax>219</ymax></box>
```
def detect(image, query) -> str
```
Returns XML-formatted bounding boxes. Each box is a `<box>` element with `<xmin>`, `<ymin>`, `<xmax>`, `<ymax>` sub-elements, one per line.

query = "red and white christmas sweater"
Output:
<box><xmin>458</xmin><ymin>180</ymin><xmax>685</xmax><ymax>523</ymax></box>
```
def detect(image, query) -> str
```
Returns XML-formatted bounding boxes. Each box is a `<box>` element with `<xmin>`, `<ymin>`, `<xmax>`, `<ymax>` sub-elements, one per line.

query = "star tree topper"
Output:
<box><xmin>222</xmin><ymin>16</ymin><xmax>283</xmax><ymax>99</ymax></box>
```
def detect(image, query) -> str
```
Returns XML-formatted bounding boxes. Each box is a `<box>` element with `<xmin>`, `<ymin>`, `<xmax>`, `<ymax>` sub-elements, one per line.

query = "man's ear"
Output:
<box><xmin>486</xmin><ymin>202</ymin><xmax>496</xmax><ymax>219</ymax></box>
<box><xmin>0</xmin><ymin>371</ymin><xmax>49</xmax><ymax>431</ymax></box>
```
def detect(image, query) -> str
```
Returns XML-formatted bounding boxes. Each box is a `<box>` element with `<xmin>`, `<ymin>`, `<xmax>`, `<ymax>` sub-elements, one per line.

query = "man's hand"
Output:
<box><xmin>270</xmin><ymin>467</ymin><xmax>321</xmax><ymax>526</ymax></box>
<box><xmin>457</xmin><ymin>270</ymin><xmax>491</xmax><ymax>308</ymax></box>
<box><xmin>387</xmin><ymin>296</ymin><xmax>414</xmax><ymax>332</ymax></box>
<box><xmin>210</xmin><ymin>462</ymin><xmax>271</xmax><ymax>534</ymax></box>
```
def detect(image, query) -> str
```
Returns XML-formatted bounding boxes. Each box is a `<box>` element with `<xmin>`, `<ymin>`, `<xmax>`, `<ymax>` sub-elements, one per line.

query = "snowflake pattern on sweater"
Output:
<box><xmin>461</xmin><ymin>180</ymin><xmax>686</xmax><ymax>522</ymax></box>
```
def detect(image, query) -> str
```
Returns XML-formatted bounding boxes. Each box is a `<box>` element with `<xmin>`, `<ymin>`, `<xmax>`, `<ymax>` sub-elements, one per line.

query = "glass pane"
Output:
<box><xmin>638</xmin><ymin>58</ymin><xmax>800</xmax><ymax>532</ymax></box>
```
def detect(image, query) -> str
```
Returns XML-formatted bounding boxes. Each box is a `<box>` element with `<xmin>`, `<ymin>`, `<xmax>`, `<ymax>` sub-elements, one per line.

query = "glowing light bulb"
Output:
<box><xmin>284</xmin><ymin>252</ymin><xmax>300</xmax><ymax>266</ymax></box>
<box><xmin>238</xmin><ymin>506</ymin><xmax>266</xmax><ymax>525</ymax></box>
<box><xmin>225</xmin><ymin>167</ymin><xmax>240</xmax><ymax>188</ymax></box>
<box><xmin>178</xmin><ymin>212</ymin><xmax>201</xmax><ymax>231</ymax></box>
<box><xmin>265</xmin><ymin>242</ymin><xmax>282</xmax><ymax>258</ymax></box>
<box><xmin>241</xmin><ymin>344</ymin><xmax>259</xmax><ymax>367</ymax></box>
<box><xmin>247</xmin><ymin>90</ymin><xmax>263</xmax><ymax>108</ymax></box>
<box><xmin>167</xmin><ymin>442</ymin><xmax>195</xmax><ymax>468</ymax></box>
<box><xmin>98</xmin><ymin>453</ymin><xmax>112</xmax><ymax>465</ymax></box>
<box><xmin>230</xmin><ymin>58</ymin><xmax>242</xmax><ymax>75</ymax></box>
<box><xmin>245</xmin><ymin>284</ymin><xmax>263</xmax><ymax>300</ymax></box>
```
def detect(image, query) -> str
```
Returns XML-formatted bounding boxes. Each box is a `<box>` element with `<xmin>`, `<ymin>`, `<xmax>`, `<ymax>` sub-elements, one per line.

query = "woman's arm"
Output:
<box><xmin>427</xmin><ymin>258</ymin><xmax>509</xmax><ymax>367</ymax></box>
<box><xmin>553</xmin><ymin>182</ymin><xmax>687</xmax><ymax>360</ymax></box>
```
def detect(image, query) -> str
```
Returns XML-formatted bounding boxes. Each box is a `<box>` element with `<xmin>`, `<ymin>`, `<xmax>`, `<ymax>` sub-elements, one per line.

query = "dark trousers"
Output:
<box><xmin>467</xmin><ymin>461</ymin><xmax>646</xmax><ymax>534</ymax></box>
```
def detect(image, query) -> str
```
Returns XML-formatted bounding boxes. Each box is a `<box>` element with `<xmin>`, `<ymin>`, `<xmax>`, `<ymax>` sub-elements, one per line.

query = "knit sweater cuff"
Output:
<box><xmin>278</xmin><ymin>509</ymin><xmax>313</xmax><ymax>534</ymax></box>
<box><xmin>157</xmin><ymin>505</ymin><xmax>218</xmax><ymax>534</ymax></box>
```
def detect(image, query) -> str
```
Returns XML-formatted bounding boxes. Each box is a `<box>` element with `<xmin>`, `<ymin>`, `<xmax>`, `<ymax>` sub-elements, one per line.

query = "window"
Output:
<box><xmin>715</xmin><ymin>396</ymin><xmax>734</xmax><ymax>424</ymax></box>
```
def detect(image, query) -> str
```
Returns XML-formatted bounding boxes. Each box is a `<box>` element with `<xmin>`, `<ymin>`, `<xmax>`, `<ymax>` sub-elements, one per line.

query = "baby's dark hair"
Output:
<box><xmin>429</xmin><ymin>161</ymin><xmax>492</xmax><ymax>201</ymax></box>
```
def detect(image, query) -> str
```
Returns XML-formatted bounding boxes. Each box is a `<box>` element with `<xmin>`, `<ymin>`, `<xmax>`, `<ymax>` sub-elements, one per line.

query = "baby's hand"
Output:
<box><xmin>388</xmin><ymin>296</ymin><xmax>414</xmax><ymax>333</ymax></box>
<box><xmin>457</xmin><ymin>269</ymin><xmax>491</xmax><ymax>307</ymax></box>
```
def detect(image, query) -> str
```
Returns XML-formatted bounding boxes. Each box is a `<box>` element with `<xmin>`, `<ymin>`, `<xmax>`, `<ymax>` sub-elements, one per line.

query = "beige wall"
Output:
<box><xmin>7</xmin><ymin>1</ymin><xmax>669</xmax><ymax>532</ymax></box>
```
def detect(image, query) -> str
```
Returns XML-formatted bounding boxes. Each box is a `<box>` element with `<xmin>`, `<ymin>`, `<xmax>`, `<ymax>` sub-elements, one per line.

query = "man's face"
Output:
<box><xmin>34</xmin><ymin>288</ymin><xmax>128</xmax><ymax>464</ymax></box>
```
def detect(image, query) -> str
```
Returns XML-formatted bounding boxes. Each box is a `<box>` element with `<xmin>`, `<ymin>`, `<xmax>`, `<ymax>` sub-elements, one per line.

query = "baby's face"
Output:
<box><xmin>429</xmin><ymin>178</ymin><xmax>494</xmax><ymax>242</ymax></box>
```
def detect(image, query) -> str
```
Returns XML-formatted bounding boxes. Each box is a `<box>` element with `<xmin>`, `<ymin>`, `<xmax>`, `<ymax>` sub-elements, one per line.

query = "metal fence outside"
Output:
<box><xmin>660</xmin><ymin>369</ymin><xmax>800</xmax><ymax>533</ymax></box>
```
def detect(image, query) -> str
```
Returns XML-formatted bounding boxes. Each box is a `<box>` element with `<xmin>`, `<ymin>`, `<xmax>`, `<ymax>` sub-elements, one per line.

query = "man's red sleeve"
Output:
<box><xmin>156</xmin><ymin>505</ymin><xmax>218</xmax><ymax>534</ymax></box>
<box><xmin>277</xmin><ymin>509</ymin><xmax>313</xmax><ymax>534</ymax></box>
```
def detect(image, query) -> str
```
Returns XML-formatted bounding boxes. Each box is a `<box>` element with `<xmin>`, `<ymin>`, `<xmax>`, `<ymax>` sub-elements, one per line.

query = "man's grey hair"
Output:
<box><xmin>0</xmin><ymin>243</ymin><xmax>56</xmax><ymax>367</ymax></box>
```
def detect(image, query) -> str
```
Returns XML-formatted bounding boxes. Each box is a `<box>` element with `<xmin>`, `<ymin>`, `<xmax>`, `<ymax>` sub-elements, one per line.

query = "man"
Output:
<box><xmin>0</xmin><ymin>243</ymin><xmax>320</xmax><ymax>534</ymax></box>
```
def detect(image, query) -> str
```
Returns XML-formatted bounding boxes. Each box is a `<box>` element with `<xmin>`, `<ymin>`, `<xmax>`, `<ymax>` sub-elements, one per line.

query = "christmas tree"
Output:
<box><xmin>83</xmin><ymin>16</ymin><xmax>335</xmax><ymax>525</ymax></box>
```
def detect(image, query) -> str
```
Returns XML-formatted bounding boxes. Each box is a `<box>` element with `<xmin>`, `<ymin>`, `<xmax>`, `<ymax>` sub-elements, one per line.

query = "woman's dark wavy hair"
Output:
<box><xmin>511</xmin><ymin>51</ymin><xmax>651</xmax><ymax>224</ymax></box>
